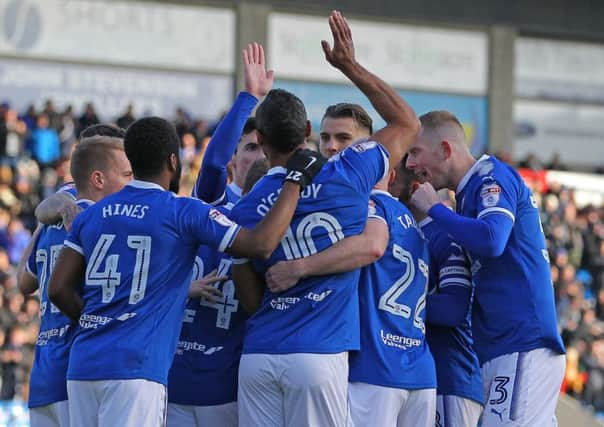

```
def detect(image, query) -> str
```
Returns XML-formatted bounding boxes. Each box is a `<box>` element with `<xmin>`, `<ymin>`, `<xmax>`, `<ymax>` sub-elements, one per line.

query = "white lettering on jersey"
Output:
<box><xmin>305</xmin><ymin>289</ymin><xmax>332</xmax><ymax>302</ymax></box>
<box><xmin>102</xmin><ymin>203</ymin><xmax>149</xmax><ymax>219</ymax></box>
<box><xmin>350</xmin><ymin>140</ymin><xmax>377</xmax><ymax>153</ymax></box>
<box><xmin>256</xmin><ymin>184</ymin><xmax>322</xmax><ymax>216</ymax></box>
<box><xmin>480</xmin><ymin>183</ymin><xmax>501</xmax><ymax>207</ymax></box>
<box><xmin>175</xmin><ymin>340</ymin><xmax>224</xmax><ymax>355</ymax></box>
<box><xmin>269</xmin><ymin>297</ymin><xmax>300</xmax><ymax>311</ymax></box>
<box><xmin>379</xmin><ymin>329</ymin><xmax>422</xmax><ymax>350</ymax></box>
<box><xmin>397</xmin><ymin>214</ymin><xmax>417</xmax><ymax>230</ymax></box>
<box><xmin>79</xmin><ymin>313</ymin><xmax>113</xmax><ymax>329</ymax></box>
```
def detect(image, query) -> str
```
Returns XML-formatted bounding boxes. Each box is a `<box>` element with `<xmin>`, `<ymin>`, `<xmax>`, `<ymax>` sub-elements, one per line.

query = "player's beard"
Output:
<box><xmin>169</xmin><ymin>158</ymin><xmax>182</xmax><ymax>194</ymax></box>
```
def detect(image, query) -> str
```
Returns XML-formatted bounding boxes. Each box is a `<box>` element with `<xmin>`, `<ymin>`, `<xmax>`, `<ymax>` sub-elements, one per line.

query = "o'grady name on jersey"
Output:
<box><xmin>256</xmin><ymin>184</ymin><xmax>322</xmax><ymax>216</ymax></box>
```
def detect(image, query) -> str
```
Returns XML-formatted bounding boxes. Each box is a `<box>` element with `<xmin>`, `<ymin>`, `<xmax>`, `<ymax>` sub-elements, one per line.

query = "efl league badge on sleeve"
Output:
<box><xmin>209</xmin><ymin>208</ymin><xmax>235</xmax><ymax>227</ymax></box>
<box><xmin>480</xmin><ymin>183</ymin><xmax>501</xmax><ymax>207</ymax></box>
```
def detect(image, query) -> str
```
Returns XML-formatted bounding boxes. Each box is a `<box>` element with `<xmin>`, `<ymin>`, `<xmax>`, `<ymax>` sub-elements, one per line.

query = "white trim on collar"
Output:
<box><xmin>418</xmin><ymin>216</ymin><xmax>434</xmax><ymax>229</ymax></box>
<box><xmin>127</xmin><ymin>179</ymin><xmax>164</xmax><ymax>191</ymax></box>
<box><xmin>456</xmin><ymin>154</ymin><xmax>490</xmax><ymax>195</ymax></box>
<box><xmin>228</xmin><ymin>182</ymin><xmax>243</xmax><ymax>197</ymax></box>
<box><xmin>266</xmin><ymin>166</ymin><xmax>287</xmax><ymax>176</ymax></box>
<box><xmin>371</xmin><ymin>189</ymin><xmax>396</xmax><ymax>200</ymax></box>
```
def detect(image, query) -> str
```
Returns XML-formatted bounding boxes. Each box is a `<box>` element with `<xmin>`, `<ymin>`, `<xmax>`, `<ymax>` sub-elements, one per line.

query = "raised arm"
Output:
<box><xmin>322</xmin><ymin>11</ymin><xmax>419</xmax><ymax>168</ymax></box>
<box><xmin>193</xmin><ymin>43</ymin><xmax>273</xmax><ymax>203</ymax></box>
<box><xmin>265</xmin><ymin>218</ymin><xmax>388</xmax><ymax>293</ymax></box>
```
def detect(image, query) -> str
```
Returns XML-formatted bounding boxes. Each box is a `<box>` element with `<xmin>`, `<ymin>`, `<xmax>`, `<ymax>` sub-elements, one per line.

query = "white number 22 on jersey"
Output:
<box><xmin>86</xmin><ymin>234</ymin><xmax>151</xmax><ymax>304</ymax></box>
<box><xmin>378</xmin><ymin>244</ymin><xmax>429</xmax><ymax>333</ymax></box>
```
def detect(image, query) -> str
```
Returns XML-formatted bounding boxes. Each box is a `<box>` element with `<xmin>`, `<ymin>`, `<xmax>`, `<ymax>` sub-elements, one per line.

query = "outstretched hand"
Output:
<box><xmin>188</xmin><ymin>269</ymin><xmax>227</xmax><ymax>301</ymax></box>
<box><xmin>321</xmin><ymin>10</ymin><xmax>356</xmax><ymax>71</ymax></box>
<box><xmin>242</xmin><ymin>42</ymin><xmax>274</xmax><ymax>100</ymax></box>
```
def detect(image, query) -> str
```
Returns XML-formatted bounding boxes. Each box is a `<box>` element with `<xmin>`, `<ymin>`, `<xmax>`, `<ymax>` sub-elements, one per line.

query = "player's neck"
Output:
<box><xmin>134</xmin><ymin>172</ymin><xmax>170</xmax><ymax>191</ymax></box>
<box><xmin>266</xmin><ymin>152</ymin><xmax>290</xmax><ymax>169</ymax></box>
<box><xmin>450</xmin><ymin>154</ymin><xmax>477</xmax><ymax>191</ymax></box>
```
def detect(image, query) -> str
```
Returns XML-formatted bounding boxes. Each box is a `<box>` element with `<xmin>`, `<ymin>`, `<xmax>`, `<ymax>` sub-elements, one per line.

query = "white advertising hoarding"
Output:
<box><xmin>515</xmin><ymin>37</ymin><xmax>604</xmax><ymax>103</ymax></box>
<box><xmin>514</xmin><ymin>100</ymin><xmax>604</xmax><ymax>169</ymax></box>
<box><xmin>268</xmin><ymin>13</ymin><xmax>488</xmax><ymax>95</ymax></box>
<box><xmin>0</xmin><ymin>58</ymin><xmax>233</xmax><ymax>120</ymax></box>
<box><xmin>0</xmin><ymin>0</ymin><xmax>235</xmax><ymax>72</ymax></box>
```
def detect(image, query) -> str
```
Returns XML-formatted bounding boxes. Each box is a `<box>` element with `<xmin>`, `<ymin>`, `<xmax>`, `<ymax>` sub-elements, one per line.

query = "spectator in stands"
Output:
<box><xmin>30</xmin><ymin>114</ymin><xmax>60</xmax><ymax>169</ymax></box>
<box><xmin>77</xmin><ymin>102</ymin><xmax>100</xmax><ymax>136</ymax></box>
<box><xmin>116</xmin><ymin>104</ymin><xmax>136</xmax><ymax>129</ymax></box>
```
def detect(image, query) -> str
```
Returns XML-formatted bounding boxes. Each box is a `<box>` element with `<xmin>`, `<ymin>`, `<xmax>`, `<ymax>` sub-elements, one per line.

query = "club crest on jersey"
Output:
<box><xmin>209</xmin><ymin>208</ymin><xmax>234</xmax><ymax>227</ymax></box>
<box><xmin>480</xmin><ymin>183</ymin><xmax>501</xmax><ymax>207</ymax></box>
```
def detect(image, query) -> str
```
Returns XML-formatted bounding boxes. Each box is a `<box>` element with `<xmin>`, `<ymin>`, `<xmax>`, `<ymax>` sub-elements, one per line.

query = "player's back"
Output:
<box><xmin>421</xmin><ymin>218</ymin><xmax>483</xmax><ymax>404</ymax></box>
<box><xmin>456</xmin><ymin>156</ymin><xmax>565</xmax><ymax>363</ymax></box>
<box><xmin>349</xmin><ymin>191</ymin><xmax>436</xmax><ymax>389</ymax></box>
<box><xmin>168</xmin><ymin>239</ymin><xmax>248</xmax><ymax>406</ymax></box>
<box><xmin>230</xmin><ymin>141</ymin><xmax>388</xmax><ymax>355</ymax></box>
<box><xmin>27</xmin><ymin>200</ymin><xmax>91</xmax><ymax>408</ymax></box>
<box><xmin>65</xmin><ymin>180</ymin><xmax>240</xmax><ymax>385</ymax></box>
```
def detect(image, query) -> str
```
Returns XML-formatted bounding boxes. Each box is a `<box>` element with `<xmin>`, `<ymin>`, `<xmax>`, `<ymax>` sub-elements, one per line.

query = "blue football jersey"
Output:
<box><xmin>26</xmin><ymin>199</ymin><xmax>92</xmax><ymax>408</ymax></box>
<box><xmin>229</xmin><ymin>141</ymin><xmax>389</xmax><ymax>354</ymax></box>
<box><xmin>169</xmin><ymin>201</ymin><xmax>249</xmax><ymax>406</ymax></box>
<box><xmin>64</xmin><ymin>180</ymin><xmax>241</xmax><ymax>385</ymax></box>
<box><xmin>349</xmin><ymin>191</ymin><xmax>436</xmax><ymax>389</ymax></box>
<box><xmin>421</xmin><ymin>218</ymin><xmax>483</xmax><ymax>404</ymax></box>
<box><xmin>456</xmin><ymin>155</ymin><xmax>565</xmax><ymax>363</ymax></box>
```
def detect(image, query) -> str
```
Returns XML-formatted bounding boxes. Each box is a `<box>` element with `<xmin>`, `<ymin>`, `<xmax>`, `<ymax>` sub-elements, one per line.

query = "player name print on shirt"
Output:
<box><xmin>102</xmin><ymin>203</ymin><xmax>149</xmax><ymax>219</ymax></box>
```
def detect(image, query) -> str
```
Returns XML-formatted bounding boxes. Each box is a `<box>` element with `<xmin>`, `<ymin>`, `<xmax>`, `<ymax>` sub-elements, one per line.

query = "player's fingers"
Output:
<box><xmin>321</xmin><ymin>40</ymin><xmax>332</xmax><ymax>60</ymax></box>
<box><xmin>242</xmin><ymin>47</ymin><xmax>250</xmax><ymax>65</ymax></box>
<box><xmin>328</xmin><ymin>13</ymin><xmax>342</xmax><ymax>43</ymax></box>
<box><xmin>341</xmin><ymin>14</ymin><xmax>353</xmax><ymax>40</ymax></box>
<box><xmin>258</xmin><ymin>43</ymin><xmax>265</xmax><ymax>66</ymax></box>
<box><xmin>253</xmin><ymin>42</ymin><xmax>260</xmax><ymax>64</ymax></box>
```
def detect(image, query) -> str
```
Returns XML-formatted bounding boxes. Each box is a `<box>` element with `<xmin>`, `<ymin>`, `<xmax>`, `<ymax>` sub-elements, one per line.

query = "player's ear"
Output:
<box><xmin>440</xmin><ymin>140</ymin><xmax>452</xmax><ymax>160</ymax></box>
<box><xmin>387</xmin><ymin>168</ymin><xmax>396</xmax><ymax>186</ymax></box>
<box><xmin>91</xmin><ymin>170</ymin><xmax>104</xmax><ymax>190</ymax></box>
<box><xmin>168</xmin><ymin>153</ymin><xmax>178</xmax><ymax>173</ymax></box>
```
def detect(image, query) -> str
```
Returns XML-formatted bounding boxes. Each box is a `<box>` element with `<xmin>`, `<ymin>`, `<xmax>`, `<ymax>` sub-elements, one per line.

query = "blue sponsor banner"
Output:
<box><xmin>275</xmin><ymin>80</ymin><xmax>489</xmax><ymax>156</ymax></box>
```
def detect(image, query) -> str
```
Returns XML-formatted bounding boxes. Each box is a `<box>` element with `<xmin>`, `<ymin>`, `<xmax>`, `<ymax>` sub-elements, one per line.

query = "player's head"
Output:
<box><xmin>255</xmin><ymin>89</ymin><xmax>310</xmax><ymax>158</ymax></box>
<box><xmin>389</xmin><ymin>157</ymin><xmax>419</xmax><ymax>206</ymax></box>
<box><xmin>242</xmin><ymin>157</ymin><xmax>270</xmax><ymax>195</ymax></box>
<box><xmin>405</xmin><ymin>110</ymin><xmax>467</xmax><ymax>191</ymax></box>
<box><xmin>319</xmin><ymin>103</ymin><xmax>372</xmax><ymax>158</ymax></box>
<box><xmin>71</xmin><ymin>124</ymin><xmax>132</xmax><ymax>200</ymax></box>
<box><xmin>232</xmin><ymin>118</ymin><xmax>265</xmax><ymax>189</ymax></box>
<box><xmin>124</xmin><ymin>117</ymin><xmax>182</xmax><ymax>193</ymax></box>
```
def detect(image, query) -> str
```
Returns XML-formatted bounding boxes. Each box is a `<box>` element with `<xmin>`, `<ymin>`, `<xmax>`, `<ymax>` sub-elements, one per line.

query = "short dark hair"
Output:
<box><xmin>255</xmin><ymin>89</ymin><xmax>307</xmax><ymax>154</ymax></box>
<box><xmin>322</xmin><ymin>103</ymin><xmax>373</xmax><ymax>134</ymax></box>
<box><xmin>124</xmin><ymin>117</ymin><xmax>180</xmax><ymax>179</ymax></box>
<box><xmin>80</xmin><ymin>124</ymin><xmax>125</xmax><ymax>140</ymax></box>
<box><xmin>242</xmin><ymin>117</ymin><xmax>256</xmax><ymax>136</ymax></box>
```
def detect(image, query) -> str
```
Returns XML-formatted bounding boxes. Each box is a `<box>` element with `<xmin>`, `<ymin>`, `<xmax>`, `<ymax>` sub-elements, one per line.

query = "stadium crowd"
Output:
<box><xmin>1</xmin><ymin>97</ymin><xmax>603</xmax><ymax>422</ymax></box>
